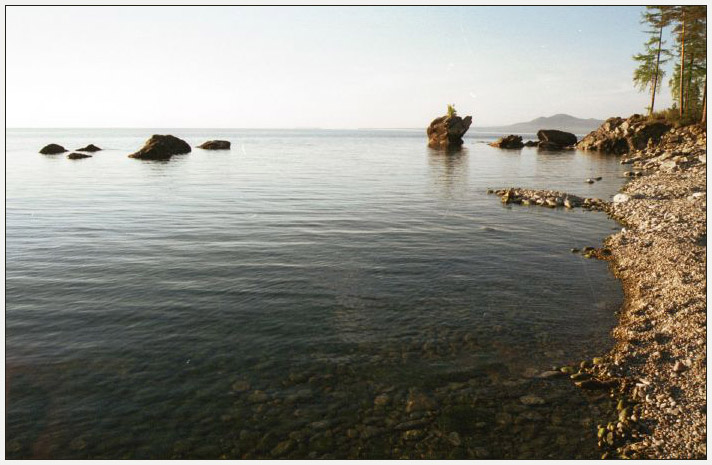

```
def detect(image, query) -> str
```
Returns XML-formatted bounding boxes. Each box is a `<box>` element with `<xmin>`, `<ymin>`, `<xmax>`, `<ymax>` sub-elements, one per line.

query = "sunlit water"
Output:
<box><xmin>6</xmin><ymin>128</ymin><xmax>625</xmax><ymax>459</ymax></box>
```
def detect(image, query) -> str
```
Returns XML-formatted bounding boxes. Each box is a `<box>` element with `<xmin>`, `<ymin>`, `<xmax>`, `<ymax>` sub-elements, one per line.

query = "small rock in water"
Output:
<box><xmin>405</xmin><ymin>389</ymin><xmax>436</xmax><ymax>413</ymax></box>
<box><xmin>271</xmin><ymin>439</ymin><xmax>295</xmax><ymax>457</ymax></box>
<box><xmin>198</xmin><ymin>140</ymin><xmax>231</xmax><ymax>150</ymax></box>
<box><xmin>537</xmin><ymin>370</ymin><xmax>565</xmax><ymax>379</ymax></box>
<box><xmin>231</xmin><ymin>380</ymin><xmax>251</xmax><ymax>392</ymax></box>
<box><xmin>570</xmin><ymin>248</ymin><xmax>580</xmax><ymax>253</ymax></box>
<box><xmin>402</xmin><ymin>429</ymin><xmax>425</xmax><ymax>441</ymax></box>
<box><xmin>76</xmin><ymin>143</ymin><xmax>102</xmax><ymax>152</ymax></box>
<box><xmin>595</xmin><ymin>176</ymin><xmax>603</xmax><ymax>181</ymax></box>
<box><xmin>39</xmin><ymin>143</ymin><xmax>67</xmax><ymax>154</ymax></box>
<box><xmin>374</xmin><ymin>393</ymin><xmax>390</xmax><ymax>408</ymax></box>
<box><xmin>585</xmin><ymin>178</ymin><xmax>595</xmax><ymax>184</ymax></box>
<box><xmin>447</xmin><ymin>431</ymin><xmax>462</xmax><ymax>446</ymax></box>
<box><xmin>247</xmin><ymin>390</ymin><xmax>269</xmax><ymax>403</ymax></box>
<box><xmin>519</xmin><ymin>394</ymin><xmax>546</xmax><ymax>405</ymax></box>
<box><xmin>67</xmin><ymin>152</ymin><xmax>92</xmax><ymax>159</ymax></box>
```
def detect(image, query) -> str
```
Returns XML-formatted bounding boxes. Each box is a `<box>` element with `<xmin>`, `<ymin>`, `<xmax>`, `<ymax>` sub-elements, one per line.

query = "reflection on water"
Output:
<box><xmin>6</xmin><ymin>129</ymin><xmax>626</xmax><ymax>459</ymax></box>
<box><xmin>427</xmin><ymin>147</ymin><xmax>469</xmax><ymax>200</ymax></box>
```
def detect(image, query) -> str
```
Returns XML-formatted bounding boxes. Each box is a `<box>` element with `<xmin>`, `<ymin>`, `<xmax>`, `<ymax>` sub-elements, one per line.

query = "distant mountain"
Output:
<box><xmin>474</xmin><ymin>114</ymin><xmax>605</xmax><ymax>135</ymax></box>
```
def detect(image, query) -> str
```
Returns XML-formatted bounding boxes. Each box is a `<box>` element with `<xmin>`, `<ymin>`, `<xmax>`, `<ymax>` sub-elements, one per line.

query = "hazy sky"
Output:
<box><xmin>7</xmin><ymin>6</ymin><xmax>676</xmax><ymax>128</ymax></box>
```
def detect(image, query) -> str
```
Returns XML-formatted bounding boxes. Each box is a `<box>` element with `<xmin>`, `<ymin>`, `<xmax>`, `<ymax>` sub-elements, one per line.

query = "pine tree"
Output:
<box><xmin>668</xmin><ymin>6</ymin><xmax>706</xmax><ymax>120</ymax></box>
<box><xmin>636</xmin><ymin>6</ymin><xmax>673</xmax><ymax>116</ymax></box>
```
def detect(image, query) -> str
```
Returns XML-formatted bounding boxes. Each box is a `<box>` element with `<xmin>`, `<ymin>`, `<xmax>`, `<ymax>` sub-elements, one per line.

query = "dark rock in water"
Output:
<box><xmin>577</xmin><ymin>114</ymin><xmax>671</xmax><ymax>154</ymax></box>
<box><xmin>537</xmin><ymin>129</ymin><xmax>577</xmax><ymax>148</ymax></box>
<box><xmin>198</xmin><ymin>140</ymin><xmax>231</xmax><ymax>150</ymax></box>
<box><xmin>523</xmin><ymin>140</ymin><xmax>539</xmax><ymax>147</ymax></box>
<box><xmin>538</xmin><ymin>140</ymin><xmax>569</xmax><ymax>151</ymax></box>
<box><xmin>490</xmin><ymin>135</ymin><xmax>524</xmax><ymax>149</ymax></box>
<box><xmin>76</xmin><ymin>144</ymin><xmax>101</xmax><ymax>152</ymax></box>
<box><xmin>39</xmin><ymin>144</ymin><xmax>67</xmax><ymax>154</ymax></box>
<box><xmin>427</xmin><ymin>115</ymin><xmax>473</xmax><ymax>149</ymax></box>
<box><xmin>128</xmin><ymin>134</ymin><xmax>191</xmax><ymax>160</ymax></box>
<box><xmin>67</xmin><ymin>152</ymin><xmax>92</xmax><ymax>159</ymax></box>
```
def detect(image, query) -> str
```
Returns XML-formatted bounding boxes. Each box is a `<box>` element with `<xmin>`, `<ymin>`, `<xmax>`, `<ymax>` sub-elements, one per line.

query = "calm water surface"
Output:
<box><xmin>6</xmin><ymin>128</ymin><xmax>625</xmax><ymax>459</ymax></box>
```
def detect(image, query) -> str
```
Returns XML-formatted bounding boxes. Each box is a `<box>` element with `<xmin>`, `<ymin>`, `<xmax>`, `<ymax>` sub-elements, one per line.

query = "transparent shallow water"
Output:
<box><xmin>6</xmin><ymin>128</ymin><xmax>625</xmax><ymax>459</ymax></box>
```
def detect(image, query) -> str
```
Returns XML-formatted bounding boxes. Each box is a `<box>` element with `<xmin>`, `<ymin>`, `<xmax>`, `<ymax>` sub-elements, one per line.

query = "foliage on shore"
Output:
<box><xmin>633</xmin><ymin>6</ymin><xmax>706</xmax><ymax>123</ymax></box>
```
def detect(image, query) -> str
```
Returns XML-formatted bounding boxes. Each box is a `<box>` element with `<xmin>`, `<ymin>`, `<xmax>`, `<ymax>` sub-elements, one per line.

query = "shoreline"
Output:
<box><xmin>489</xmin><ymin>123</ymin><xmax>706</xmax><ymax>459</ymax></box>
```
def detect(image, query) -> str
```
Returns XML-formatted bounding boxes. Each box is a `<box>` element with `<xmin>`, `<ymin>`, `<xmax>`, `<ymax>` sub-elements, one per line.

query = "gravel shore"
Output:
<box><xmin>489</xmin><ymin>123</ymin><xmax>706</xmax><ymax>459</ymax></box>
<box><xmin>604</xmin><ymin>124</ymin><xmax>706</xmax><ymax>459</ymax></box>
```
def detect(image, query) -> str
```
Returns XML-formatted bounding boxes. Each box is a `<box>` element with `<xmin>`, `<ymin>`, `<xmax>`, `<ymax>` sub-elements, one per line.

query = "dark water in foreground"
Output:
<box><xmin>6</xmin><ymin>129</ymin><xmax>625</xmax><ymax>459</ymax></box>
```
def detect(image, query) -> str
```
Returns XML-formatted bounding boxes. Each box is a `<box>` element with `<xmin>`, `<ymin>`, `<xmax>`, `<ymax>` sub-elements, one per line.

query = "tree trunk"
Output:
<box><xmin>685</xmin><ymin>54</ymin><xmax>695</xmax><ymax>117</ymax></box>
<box><xmin>701</xmin><ymin>80</ymin><xmax>706</xmax><ymax>124</ymax></box>
<box><xmin>650</xmin><ymin>24</ymin><xmax>664</xmax><ymax>116</ymax></box>
<box><xmin>679</xmin><ymin>8</ymin><xmax>686</xmax><ymax>118</ymax></box>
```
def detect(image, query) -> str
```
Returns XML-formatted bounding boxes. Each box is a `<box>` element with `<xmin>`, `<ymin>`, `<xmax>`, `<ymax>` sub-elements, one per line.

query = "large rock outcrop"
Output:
<box><xmin>577</xmin><ymin>115</ymin><xmax>671</xmax><ymax>155</ymax></box>
<box><xmin>490</xmin><ymin>135</ymin><xmax>524</xmax><ymax>149</ymax></box>
<box><xmin>198</xmin><ymin>140</ymin><xmax>231</xmax><ymax>150</ymax></box>
<box><xmin>427</xmin><ymin>115</ymin><xmax>472</xmax><ymax>149</ymax></box>
<box><xmin>537</xmin><ymin>129</ymin><xmax>577</xmax><ymax>150</ymax></box>
<box><xmin>128</xmin><ymin>135</ymin><xmax>191</xmax><ymax>160</ymax></box>
<box><xmin>39</xmin><ymin>144</ymin><xmax>67</xmax><ymax>154</ymax></box>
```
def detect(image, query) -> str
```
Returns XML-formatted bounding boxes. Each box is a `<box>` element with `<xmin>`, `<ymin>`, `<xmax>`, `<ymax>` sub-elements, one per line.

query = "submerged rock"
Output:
<box><xmin>427</xmin><ymin>114</ymin><xmax>473</xmax><ymax>149</ymax></box>
<box><xmin>490</xmin><ymin>135</ymin><xmax>524</xmax><ymax>149</ymax></box>
<box><xmin>39</xmin><ymin>143</ymin><xmax>67</xmax><ymax>154</ymax></box>
<box><xmin>128</xmin><ymin>134</ymin><xmax>191</xmax><ymax>160</ymax></box>
<box><xmin>198</xmin><ymin>140</ymin><xmax>231</xmax><ymax>150</ymax></box>
<box><xmin>519</xmin><ymin>394</ymin><xmax>546</xmax><ymax>405</ymax></box>
<box><xmin>76</xmin><ymin>144</ymin><xmax>102</xmax><ymax>152</ymax></box>
<box><xmin>405</xmin><ymin>388</ymin><xmax>436</xmax><ymax>413</ymax></box>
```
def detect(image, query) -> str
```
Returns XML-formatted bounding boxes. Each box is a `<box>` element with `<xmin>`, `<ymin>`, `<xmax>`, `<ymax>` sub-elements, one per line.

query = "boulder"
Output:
<box><xmin>427</xmin><ymin>115</ymin><xmax>473</xmax><ymax>149</ymax></box>
<box><xmin>490</xmin><ymin>135</ymin><xmax>524</xmax><ymax>149</ymax></box>
<box><xmin>67</xmin><ymin>152</ymin><xmax>92</xmax><ymax>159</ymax></box>
<box><xmin>537</xmin><ymin>129</ymin><xmax>577</xmax><ymax>148</ymax></box>
<box><xmin>39</xmin><ymin>144</ymin><xmax>67</xmax><ymax>154</ymax></box>
<box><xmin>577</xmin><ymin>115</ymin><xmax>671</xmax><ymax>154</ymax></box>
<box><xmin>523</xmin><ymin>140</ymin><xmax>539</xmax><ymax>147</ymax></box>
<box><xmin>128</xmin><ymin>135</ymin><xmax>191</xmax><ymax>160</ymax></box>
<box><xmin>197</xmin><ymin>140</ymin><xmax>231</xmax><ymax>150</ymax></box>
<box><xmin>76</xmin><ymin>144</ymin><xmax>102</xmax><ymax>152</ymax></box>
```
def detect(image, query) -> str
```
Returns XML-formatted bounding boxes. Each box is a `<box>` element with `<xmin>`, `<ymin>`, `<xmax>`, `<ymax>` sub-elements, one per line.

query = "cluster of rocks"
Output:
<box><xmin>487</xmin><ymin>188</ymin><xmax>609</xmax><ymax>212</ymax></box>
<box><xmin>40</xmin><ymin>137</ymin><xmax>232</xmax><ymax>162</ymax></box>
<box><xmin>40</xmin><ymin>143</ymin><xmax>103</xmax><ymax>159</ymax></box>
<box><xmin>490</xmin><ymin>130</ymin><xmax>577</xmax><ymax>150</ymax></box>
<box><xmin>577</xmin><ymin>114</ymin><xmax>671</xmax><ymax>155</ymax></box>
<box><xmin>487</xmin><ymin>118</ymin><xmax>706</xmax><ymax>459</ymax></box>
<box><xmin>427</xmin><ymin>115</ymin><xmax>473</xmax><ymax>150</ymax></box>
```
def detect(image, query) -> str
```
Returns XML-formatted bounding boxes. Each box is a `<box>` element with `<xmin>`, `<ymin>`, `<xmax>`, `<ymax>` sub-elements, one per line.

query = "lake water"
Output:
<box><xmin>6</xmin><ymin>128</ymin><xmax>625</xmax><ymax>459</ymax></box>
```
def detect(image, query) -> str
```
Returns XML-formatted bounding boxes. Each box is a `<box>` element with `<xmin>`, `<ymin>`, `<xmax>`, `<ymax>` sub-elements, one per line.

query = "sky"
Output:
<box><xmin>6</xmin><ymin>6</ymin><xmax>677</xmax><ymax>128</ymax></box>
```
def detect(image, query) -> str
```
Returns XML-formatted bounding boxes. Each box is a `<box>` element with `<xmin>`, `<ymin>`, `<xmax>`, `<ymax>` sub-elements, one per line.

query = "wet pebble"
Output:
<box><xmin>231</xmin><ymin>380</ymin><xmax>251</xmax><ymax>392</ymax></box>
<box><xmin>519</xmin><ymin>394</ymin><xmax>546</xmax><ymax>406</ymax></box>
